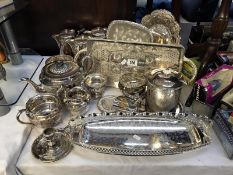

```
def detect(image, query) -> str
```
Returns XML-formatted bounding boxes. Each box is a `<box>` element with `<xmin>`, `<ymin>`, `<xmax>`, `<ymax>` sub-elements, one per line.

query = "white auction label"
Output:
<box><xmin>127</xmin><ymin>59</ymin><xmax>138</xmax><ymax>66</ymax></box>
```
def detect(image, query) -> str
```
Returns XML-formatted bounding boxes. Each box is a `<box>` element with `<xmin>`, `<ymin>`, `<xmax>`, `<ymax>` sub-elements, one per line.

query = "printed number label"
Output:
<box><xmin>127</xmin><ymin>59</ymin><xmax>138</xmax><ymax>66</ymax></box>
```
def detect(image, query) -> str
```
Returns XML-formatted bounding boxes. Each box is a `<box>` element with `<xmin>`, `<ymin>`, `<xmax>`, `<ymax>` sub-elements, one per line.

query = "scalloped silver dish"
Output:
<box><xmin>107</xmin><ymin>20</ymin><xmax>153</xmax><ymax>43</ymax></box>
<box><xmin>141</xmin><ymin>9</ymin><xmax>180</xmax><ymax>44</ymax></box>
<box><xmin>69</xmin><ymin>112</ymin><xmax>211</xmax><ymax>156</ymax></box>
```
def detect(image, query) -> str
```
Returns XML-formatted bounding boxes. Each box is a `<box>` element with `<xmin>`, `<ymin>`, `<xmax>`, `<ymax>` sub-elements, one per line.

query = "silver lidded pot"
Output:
<box><xmin>146</xmin><ymin>69</ymin><xmax>184</xmax><ymax>112</ymax></box>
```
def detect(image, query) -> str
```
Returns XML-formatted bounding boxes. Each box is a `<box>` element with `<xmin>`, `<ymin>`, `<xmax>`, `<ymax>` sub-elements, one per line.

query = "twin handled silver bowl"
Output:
<box><xmin>16</xmin><ymin>93</ymin><xmax>62</xmax><ymax>128</ymax></box>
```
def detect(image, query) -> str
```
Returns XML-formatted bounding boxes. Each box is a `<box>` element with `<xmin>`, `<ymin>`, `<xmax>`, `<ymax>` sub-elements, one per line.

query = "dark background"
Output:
<box><xmin>10</xmin><ymin>0</ymin><xmax>137</xmax><ymax>55</ymax></box>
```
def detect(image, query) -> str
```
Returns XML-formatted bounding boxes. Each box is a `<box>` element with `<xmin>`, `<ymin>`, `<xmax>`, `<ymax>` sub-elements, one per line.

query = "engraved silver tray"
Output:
<box><xmin>69</xmin><ymin>112</ymin><xmax>211</xmax><ymax>156</ymax></box>
<box><xmin>87</xmin><ymin>39</ymin><xmax>184</xmax><ymax>87</ymax></box>
<box><xmin>107</xmin><ymin>20</ymin><xmax>153</xmax><ymax>43</ymax></box>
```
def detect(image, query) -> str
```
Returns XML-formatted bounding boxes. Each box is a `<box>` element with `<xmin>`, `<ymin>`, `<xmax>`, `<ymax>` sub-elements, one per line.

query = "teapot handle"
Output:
<box><xmin>16</xmin><ymin>109</ymin><xmax>33</xmax><ymax>125</ymax></box>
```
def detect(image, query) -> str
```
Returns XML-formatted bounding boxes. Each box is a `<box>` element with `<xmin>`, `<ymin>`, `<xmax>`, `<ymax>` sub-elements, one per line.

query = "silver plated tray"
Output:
<box><xmin>107</xmin><ymin>20</ymin><xmax>153</xmax><ymax>43</ymax></box>
<box><xmin>69</xmin><ymin>112</ymin><xmax>211</xmax><ymax>156</ymax></box>
<box><xmin>87</xmin><ymin>39</ymin><xmax>184</xmax><ymax>87</ymax></box>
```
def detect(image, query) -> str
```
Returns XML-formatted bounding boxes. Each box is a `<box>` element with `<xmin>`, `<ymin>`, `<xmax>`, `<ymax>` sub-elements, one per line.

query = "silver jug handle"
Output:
<box><xmin>74</xmin><ymin>48</ymin><xmax>93</xmax><ymax>76</ymax></box>
<box><xmin>74</xmin><ymin>48</ymin><xmax>87</xmax><ymax>65</ymax></box>
<box><xmin>16</xmin><ymin>109</ymin><xmax>33</xmax><ymax>125</ymax></box>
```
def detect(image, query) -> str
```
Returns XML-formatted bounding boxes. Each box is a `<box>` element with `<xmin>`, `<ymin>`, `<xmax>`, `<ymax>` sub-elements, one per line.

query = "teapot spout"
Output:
<box><xmin>20</xmin><ymin>77</ymin><xmax>46</xmax><ymax>93</ymax></box>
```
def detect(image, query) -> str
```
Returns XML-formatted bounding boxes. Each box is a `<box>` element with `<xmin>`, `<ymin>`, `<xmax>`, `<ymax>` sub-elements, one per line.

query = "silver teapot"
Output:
<box><xmin>20</xmin><ymin>59</ymin><xmax>83</xmax><ymax>97</ymax></box>
<box><xmin>146</xmin><ymin>69</ymin><xmax>184</xmax><ymax>112</ymax></box>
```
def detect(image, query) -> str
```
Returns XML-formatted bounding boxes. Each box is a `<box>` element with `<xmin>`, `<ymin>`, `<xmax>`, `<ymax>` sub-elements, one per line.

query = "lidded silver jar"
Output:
<box><xmin>146</xmin><ymin>69</ymin><xmax>184</xmax><ymax>112</ymax></box>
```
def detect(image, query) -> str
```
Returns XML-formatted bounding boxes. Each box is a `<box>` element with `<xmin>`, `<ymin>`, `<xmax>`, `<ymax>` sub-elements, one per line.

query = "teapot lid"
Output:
<box><xmin>151</xmin><ymin>69</ymin><xmax>183</xmax><ymax>88</ymax></box>
<box><xmin>31</xmin><ymin>128</ymin><xmax>73</xmax><ymax>162</ymax></box>
<box><xmin>40</xmin><ymin>60</ymin><xmax>81</xmax><ymax>86</ymax></box>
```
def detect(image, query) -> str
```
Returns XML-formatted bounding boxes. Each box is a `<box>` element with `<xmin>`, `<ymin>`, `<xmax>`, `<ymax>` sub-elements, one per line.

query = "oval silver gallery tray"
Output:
<box><xmin>69</xmin><ymin>112</ymin><xmax>212</xmax><ymax>156</ymax></box>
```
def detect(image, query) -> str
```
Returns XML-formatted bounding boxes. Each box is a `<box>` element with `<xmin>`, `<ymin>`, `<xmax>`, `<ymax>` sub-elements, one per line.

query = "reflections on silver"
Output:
<box><xmin>69</xmin><ymin>112</ymin><xmax>211</xmax><ymax>156</ymax></box>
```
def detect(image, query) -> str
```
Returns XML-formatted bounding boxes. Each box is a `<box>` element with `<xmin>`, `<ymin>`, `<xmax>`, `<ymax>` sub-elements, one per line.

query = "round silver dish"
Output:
<box><xmin>16</xmin><ymin>93</ymin><xmax>62</xmax><ymax>128</ymax></box>
<box><xmin>97</xmin><ymin>95</ymin><xmax>118</xmax><ymax>113</ymax></box>
<box><xmin>32</xmin><ymin>128</ymin><xmax>73</xmax><ymax>162</ymax></box>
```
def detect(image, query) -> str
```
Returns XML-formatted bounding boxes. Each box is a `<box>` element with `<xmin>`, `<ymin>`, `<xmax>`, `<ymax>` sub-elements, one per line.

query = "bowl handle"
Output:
<box><xmin>16</xmin><ymin>109</ymin><xmax>33</xmax><ymax>125</ymax></box>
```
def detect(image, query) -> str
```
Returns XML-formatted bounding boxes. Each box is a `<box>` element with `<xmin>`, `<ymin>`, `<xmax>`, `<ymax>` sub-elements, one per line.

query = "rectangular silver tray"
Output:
<box><xmin>87</xmin><ymin>39</ymin><xmax>184</xmax><ymax>87</ymax></box>
<box><xmin>69</xmin><ymin>112</ymin><xmax>211</xmax><ymax>156</ymax></box>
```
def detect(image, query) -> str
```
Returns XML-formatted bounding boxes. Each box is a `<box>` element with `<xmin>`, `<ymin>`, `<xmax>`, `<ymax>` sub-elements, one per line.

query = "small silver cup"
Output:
<box><xmin>83</xmin><ymin>73</ymin><xmax>106</xmax><ymax>99</ymax></box>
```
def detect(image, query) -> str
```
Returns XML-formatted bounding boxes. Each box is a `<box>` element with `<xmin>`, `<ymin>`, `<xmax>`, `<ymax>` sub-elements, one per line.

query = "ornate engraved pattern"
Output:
<box><xmin>70</xmin><ymin>112</ymin><xmax>211</xmax><ymax>156</ymax></box>
<box><xmin>107</xmin><ymin>20</ymin><xmax>153</xmax><ymax>42</ymax></box>
<box><xmin>87</xmin><ymin>39</ymin><xmax>184</xmax><ymax>87</ymax></box>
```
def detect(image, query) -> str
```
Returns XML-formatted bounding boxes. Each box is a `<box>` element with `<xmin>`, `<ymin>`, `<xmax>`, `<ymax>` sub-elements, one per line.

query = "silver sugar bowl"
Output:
<box><xmin>16</xmin><ymin>93</ymin><xmax>62</xmax><ymax>128</ymax></box>
<box><xmin>146</xmin><ymin>69</ymin><xmax>184</xmax><ymax>112</ymax></box>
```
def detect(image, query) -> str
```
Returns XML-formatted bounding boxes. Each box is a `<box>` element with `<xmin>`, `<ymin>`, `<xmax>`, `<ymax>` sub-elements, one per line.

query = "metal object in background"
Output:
<box><xmin>0</xmin><ymin>20</ymin><xmax>23</xmax><ymax>65</ymax></box>
<box><xmin>0</xmin><ymin>64</ymin><xmax>6</xmax><ymax>81</ymax></box>
<box><xmin>68</xmin><ymin>112</ymin><xmax>211</xmax><ymax>156</ymax></box>
<box><xmin>0</xmin><ymin>87</ymin><xmax>10</xmax><ymax>116</ymax></box>
<box><xmin>52</xmin><ymin>29</ymin><xmax>75</xmax><ymax>54</ymax></box>
<box><xmin>32</xmin><ymin>128</ymin><xmax>73</xmax><ymax>162</ymax></box>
